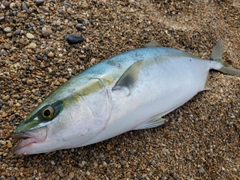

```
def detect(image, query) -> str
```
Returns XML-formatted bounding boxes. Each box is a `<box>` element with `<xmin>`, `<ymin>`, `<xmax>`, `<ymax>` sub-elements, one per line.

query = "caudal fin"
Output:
<box><xmin>218</xmin><ymin>65</ymin><xmax>240</xmax><ymax>76</ymax></box>
<box><xmin>211</xmin><ymin>39</ymin><xmax>224</xmax><ymax>60</ymax></box>
<box><xmin>210</xmin><ymin>40</ymin><xmax>240</xmax><ymax>77</ymax></box>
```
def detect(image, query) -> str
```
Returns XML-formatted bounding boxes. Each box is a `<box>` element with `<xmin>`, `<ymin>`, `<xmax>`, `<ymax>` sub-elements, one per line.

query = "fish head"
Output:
<box><xmin>12</xmin><ymin>76</ymin><xmax>112</xmax><ymax>155</ymax></box>
<box><xmin>12</xmin><ymin>97</ymin><xmax>94</xmax><ymax>155</ymax></box>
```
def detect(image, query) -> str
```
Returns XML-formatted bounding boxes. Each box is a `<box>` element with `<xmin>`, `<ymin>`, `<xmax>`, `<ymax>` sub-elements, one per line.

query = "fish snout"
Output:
<box><xmin>13</xmin><ymin>127</ymin><xmax>47</xmax><ymax>155</ymax></box>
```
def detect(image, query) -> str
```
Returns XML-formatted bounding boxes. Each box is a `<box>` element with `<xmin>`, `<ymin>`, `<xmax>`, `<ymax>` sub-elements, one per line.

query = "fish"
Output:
<box><xmin>12</xmin><ymin>40</ymin><xmax>240</xmax><ymax>155</ymax></box>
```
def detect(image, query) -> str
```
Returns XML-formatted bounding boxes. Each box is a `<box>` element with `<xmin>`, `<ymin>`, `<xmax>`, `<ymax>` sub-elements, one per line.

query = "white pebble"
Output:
<box><xmin>26</xmin><ymin>32</ymin><xmax>35</xmax><ymax>39</ymax></box>
<box><xmin>9</xmin><ymin>2</ymin><xmax>16</xmax><ymax>9</ymax></box>
<box><xmin>27</xmin><ymin>42</ymin><xmax>37</xmax><ymax>49</ymax></box>
<box><xmin>4</xmin><ymin>27</ymin><xmax>12</xmax><ymax>32</ymax></box>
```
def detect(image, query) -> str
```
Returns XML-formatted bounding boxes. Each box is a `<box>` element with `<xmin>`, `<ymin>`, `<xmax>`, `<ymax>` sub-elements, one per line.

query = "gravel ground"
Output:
<box><xmin>1</xmin><ymin>0</ymin><xmax>240</xmax><ymax>179</ymax></box>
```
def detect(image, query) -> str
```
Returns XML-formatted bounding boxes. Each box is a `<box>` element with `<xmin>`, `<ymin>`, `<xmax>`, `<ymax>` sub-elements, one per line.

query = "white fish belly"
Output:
<box><xmin>84</xmin><ymin>56</ymin><xmax>211</xmax><ymax>146</ymax></box>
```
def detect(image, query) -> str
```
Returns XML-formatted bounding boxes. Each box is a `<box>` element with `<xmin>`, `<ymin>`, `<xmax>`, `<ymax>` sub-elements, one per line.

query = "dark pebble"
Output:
<box><xmin>136</xmin><ymin>174</ymin><xmax>142</xmax><ymax>180</ymax></box>
<box><xmin>10</xmin><ymin>176</ymin><xmax>16</xmax><ymax>180</ymax></box>
<box><xmin>35</xmin><ymin>0</ymin><xmax>45</xmax><ymax>6</ymax></box>
<box><xmin>76</xmin><ymin>24</ymin><xmax>86</xmax><ymax>31</ymax></box>
<box><xmin>43</xmin><ymin>56</ymin><xmax>48</xmax><ymax>61</ymax></box>
<box><xmin>77</xmin><ymin>19</ymin><xmax>84</xmax><ymax>24</ymax></box>
<box><xmin>64</xmin><ymin>2</ymin><xmax>73</xmax><ymax>8</ymax></box>
<box><xmin>105</xmin><ymin>158</ymin><xmax>111</xmax><ymax>164</ymax></box>
<box><xmin>16</xmin><ymin>95</ymin><xmax>22</xmax><ymax>100</ymax></box>
<box><xmin>13</xmin><ymin>29</ymin><xmax>21</xmax><ymax>35</ymax></box>
<box><xmin>45</xmin><ymin>49</ymin><xmax>51</xmax><ymax>56</ymax></box>
<box><xmin>22</xmin><ymin>2</ymin><xmax>30</xmax><ymax>13</ymax></box>
<box><xmin>36</xmin><ymin>55</ymin><xmax>43</xmax><ymax>60</ymax></box>
<box><xmin>65</xmin><ymin>34</ymin><xmax>84</xmax><ymax>44</ymax></box>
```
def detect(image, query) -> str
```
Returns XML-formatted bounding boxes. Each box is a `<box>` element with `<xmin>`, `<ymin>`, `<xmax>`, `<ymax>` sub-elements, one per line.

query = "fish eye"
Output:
<box><xmin>41</xmin><ymin>106</ymin><xmax>55</xmax><ymax>120</ymax></box>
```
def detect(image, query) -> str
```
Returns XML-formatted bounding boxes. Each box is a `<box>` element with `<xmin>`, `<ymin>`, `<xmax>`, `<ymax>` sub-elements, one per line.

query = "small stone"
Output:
<box><xmin>2</xmin><ymin>0</ymin><xmax>11</xmax><ymax>7</ymax></box>
<box><xmin>0</xmin><ymin>99</ymin><xmax>7</xmax><ymax>105</ymax></box>
<box><xmin>36</xmin><ymin>55</ymin><xmax>43</xmax><ymax>60</ymax></box>
<box><xmin>42</xmin><ymin>27</ymin><xmax>52</xmax><ymax>37</ymax></box>
<box><xmin>35</xmin><ymin>0</ymin><xmax>45</xmax><ymax>6</ymax></box>
<box><xmin>13</xmin><ymin>29</ymin><xmax>21</xmax><ymax>35</ymax></box>
<box><xmin>2</xmin><ymin>95</ymin><xmax>10</xmax><ymax>101</ymax></box>
<box><xmin>52</xmin><ymin>20</ymin><xmax>61</xmax><ymax>26</ymax></box>
<box><xmin>1</xmin><ymin>112</ymin><xmax>8</xmax><ymax>118</ymax></box>
<box><xmin>66</xmin><ymin>7</ymin><xmax>73</xmax><ymax>14</ymax></box>
<box><xmin>26</xmin><ymin>79</ymin><xmax>33</xmax><ymax>85</ymax></box>
<box><xmin>6</xmin><ymin>33</ymin><xmax>12</xmax><ymax>37</ymax></box>
<box><xmin>64</xmin><ymin>2</ymin><xmax>73</xmax><ymax>8</ymax></box>
<box><xmin>76</xmin><ymin>23</ymin><xmax>86</xmax><ymax>31</ymax></box>
<box><xmin>27</xmin><ymin>42</ymin><xmax>37</xmax><ymax>49</ymax></box>
<box><xmin>9</xmin><ymin>2</ymin><xmax>16</xmax><ymax>9</ymax></box>
<box><xmin>7</xmin><ymin>141</ymin><xmax>12</xmax><ymax>148</ymax></box>
<box><xmin>59</xmin><ymin>78</ymin><xmax>67</xmax><ymax>83</ymax></box>
<box><xmin>0</xmin><ymin>14</ymin><xmax>4</xmax><ymax>21</ymax></box>
<box><xmin>47</xmin><ymin>51</ymin><xmax>54</xmax><ymax>57</ymax></box>
<box><xmin>103</xmin><ymin>161</ymin><xmax>107</xmax><ymax>167</ymax></box>
<box><xmin>10</xmin><ymin>176</ymin><xmax>15</xmax><ymax>180</ymax></box>
<box><xmin>120</xmin><ymin>160</ymin><xmax>128</xmax><ymax>166</ymax></box>
<box><xmin>1</xmin><ymin>4</ymin><xmax>6</xmax><ymax>9</ymax></box>
<box><xmin>26</xmin><ymin>33</ymin><xmax>34</xmax><ymax>39</ymax></box>
<box><xmin>0</xmin><ymin>140</ymin><xmax>6</xmax><ymax>145</ymax></box>
<box><xmin>199</xmin><ymin>167</ymin><xmax>206</xmax><ymax>173</ymax></box>
<box><xmin>106</xmin><ymin>144</ymin><xmax>111</xmax><ymax>151</ymax></box>
<box><xmin>69</xmin><ymin>172</ymin><xmax>74</xmax><ymax>179</ymax></box>
<box><xmin>0</xmin><ymin>49</ymin><xmax>7</xmax><ymax>56</ymax></box>
<box><xmin>4</xmin><ymin>27</ymin><xmax>11</xmax><ymax>32</ymax></box>
<box><xmin>22</xmin><ymin>2</ymin><xmax>29</xmax><ymax>13</ymax></box>
<box><xmin>79</xmin><ymin>0</ymin><xmax>88</xmax><ymax>8</ymax></box>
<box><xmin>90</xmin><ymin>58</ymin><xmax>96</xmax><ymax>64</ymax></box>
<box><xmin>16</xmin><ymin>103</ymin><xmax>21</xmax><ymax>107</ymax></box>
<box><xmin>65</xmin><ymin>34</ymin><xmax>84</xmax><ymax>44</ymax></box>
<box><xmin>80</xmin><ymin>161</ymin><xmax>87</xmax><ymax>167</ymax></box>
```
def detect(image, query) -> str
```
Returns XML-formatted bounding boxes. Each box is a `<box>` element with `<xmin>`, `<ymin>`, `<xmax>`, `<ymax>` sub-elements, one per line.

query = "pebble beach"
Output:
<box><xmin>0</xmin><ymin>0</ymin><xmax>240</xmax><ymax>179</ymax></box>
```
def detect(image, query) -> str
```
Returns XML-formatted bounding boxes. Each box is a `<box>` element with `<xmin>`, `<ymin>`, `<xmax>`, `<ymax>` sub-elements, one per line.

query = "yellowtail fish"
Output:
<box><xmin>13</xmin><ymin>40</ymin><xmax>240</xmax><ymax>155</ymax></box>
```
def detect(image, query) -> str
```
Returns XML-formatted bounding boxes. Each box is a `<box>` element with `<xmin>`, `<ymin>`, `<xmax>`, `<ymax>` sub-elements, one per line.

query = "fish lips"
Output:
<box><xmin>12</xmin><ymin>127</ymin><xmax>47</xmax><ymax>155</ymax></box>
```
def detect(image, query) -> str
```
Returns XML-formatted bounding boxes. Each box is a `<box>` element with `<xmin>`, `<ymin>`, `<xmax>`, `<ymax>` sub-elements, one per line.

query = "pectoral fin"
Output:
<box><xmin>143</xmin><ymin>40</ymin><xmax>161</xmax><ymax>48</ymax></box>
<box><xmin>112</xmin><ymin>60</ymin><xmax>143</xmax><ymax>94</ymax></box>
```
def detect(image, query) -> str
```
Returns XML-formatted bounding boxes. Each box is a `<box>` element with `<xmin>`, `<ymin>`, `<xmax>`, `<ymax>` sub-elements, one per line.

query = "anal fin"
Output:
<box><xmin>133</xmin><ymin>114</ymin><xmax>166</xmax><ymax>130</ymax></box>
<box><xmin>203</xmin><ymin>73</ymin><xmax>211</xmax><ymax>91</ymax></box>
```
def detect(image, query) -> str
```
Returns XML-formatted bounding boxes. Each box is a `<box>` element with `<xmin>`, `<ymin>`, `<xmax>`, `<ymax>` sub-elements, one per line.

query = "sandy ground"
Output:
<box><xmin>0</xmin><ymin>0</ymin><xmax>240</xmax><ymax>179</ymax></box>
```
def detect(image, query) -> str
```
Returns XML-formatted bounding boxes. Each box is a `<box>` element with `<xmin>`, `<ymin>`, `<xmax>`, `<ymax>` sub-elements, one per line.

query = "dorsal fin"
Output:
<box><xmin>112</xmin><ymin>60</ymin><xmax>143</xmax><ymax>95</ymax></box>
<box><xmin>210</xmin><ymin>40</ymin><xmax>223</xmax><ymax>61</ymax></box>
<box><xmin>143</xmin><ymin>40</ymin><xmax>161</xmax><ymax>48</ymax></box>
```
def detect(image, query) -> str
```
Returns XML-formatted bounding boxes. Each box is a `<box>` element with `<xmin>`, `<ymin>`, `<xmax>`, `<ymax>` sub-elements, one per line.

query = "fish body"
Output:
<box><xmin>13</xmin><ymin>40</ymin><xmax>240</xmax><ymax>155</ymax></box>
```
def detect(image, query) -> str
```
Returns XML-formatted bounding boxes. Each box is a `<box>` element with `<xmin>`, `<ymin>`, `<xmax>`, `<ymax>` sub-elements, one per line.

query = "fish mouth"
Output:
<box><xmin>12</xmin><ymin>127</ymin><xmax>47</xmax><ymax>155</ymax></box>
